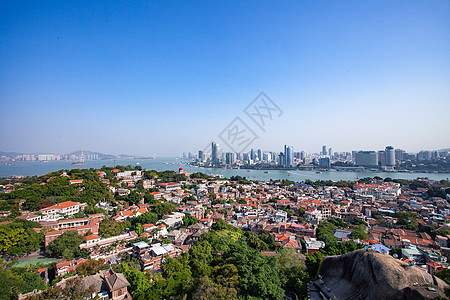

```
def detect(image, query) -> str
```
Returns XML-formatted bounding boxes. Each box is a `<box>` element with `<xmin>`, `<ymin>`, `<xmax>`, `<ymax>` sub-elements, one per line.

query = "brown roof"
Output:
<box><xmin>105</xmin><ymin>269</ymin><xmax>129</xmax><ymax>291</ymax></box>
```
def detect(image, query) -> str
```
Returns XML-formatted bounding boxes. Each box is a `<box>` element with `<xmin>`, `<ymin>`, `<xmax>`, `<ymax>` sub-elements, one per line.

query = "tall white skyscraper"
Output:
<box><xmin>211</xmin><ymin>142</ymin><xmax>221</xmax><ymax>165</ymax></box>
<box><xmin>284</xmin><ymin>145</ymin><xmax>293</xmax><ymax>168</ymax></box>
<box><xmin>385</xmin><ymin>146</ymin><xmax>395</xmax><ymax>167</ymax></box>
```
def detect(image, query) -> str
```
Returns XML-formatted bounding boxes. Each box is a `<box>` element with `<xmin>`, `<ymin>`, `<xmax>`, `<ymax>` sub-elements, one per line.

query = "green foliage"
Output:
<box><xmin>144</xmin><ymin>193</ymin><xmax>157</xmax><ymax>204</ymax></box>
<box><xmin>116</xmin><ymin>191</ymin><xmax>142</xmax><ymax>205</ymax></box>
<box><xmin>121</xmin><ymin>225</ymin><xmax>315</xmax><ymax>299</ymax></box>
<box><xmin>396</xmin><ymin>211</ymin><xmax>418</xmax><ymax>229</ymax></box>
<box><xmin>0</xmin><ymin>169</ymin><xmax>111</xmax><ymax>211</ymax></box>
<box><xmin>351</xmin><ymin>219</ymin><xmax>368</xmax><ymax>226</ymax></box>
<box><xmin>153</xmin><ymin>202</ymin><xmax>176</xmax><ymax>218</ymax></box>
<box><xmin>304</xmin><ymin>179</ymin><xmax>355</xmax><ymax>188</ymax></box>
<box><xmin>99</xmin><ymin>219</ymin><xmax>129</xmax><ymax>238</ymax></box>
<box><xmin>229</xmin><ymin>175</ymin><xmax>251</xmax><ymax>184</ymax></box>
<box><xmin>435</xmin><ymin>268</ymin><xmax>450</xmax><ymax>285</ymax></box>
<box><xmin>130</xmin><ymin>212</ymin><xmax>158</xmax><ymax>227</ymax></box>
<box><xmin>316</xmin><ymin>221</ymin><xmax>338</xmax><ymax>245</ymax></box>
<box><xmin>211</xmin><ymin>219</ymin><xmax>236</xmax><ymax>231</ymax></box>
<box><xmin>306</xmin><ymin>241</ymin><xmax>363</xmax><ymax>279</ymax></box>
<box><xmin>351</xmin><ymin>225</ymin><xmax>368</xmax><ymax>240</ymax></box>
<box><xmin>0</xmin><ymin>220</ymin><xmax>43</xmax><ymax>257</ymax></box>
<box><xmin>189</xmin><ymin>240</ymin><xmax>214</xmax><ymax>277</ymax></box>
<box><xmin>225</xmin><ymin>243</ymin><xmax>284</xmax><ymax>299</ymax></box>
<box><xmin>27</xmin><ymin>277</ymin><xmax>91</xmax><ymax>300</ymax></box>
<box><xmin>182</xmin><ymin>195</ymin><xmax>196</xmax><ymax>203</ymax></box>
<box><xmin>243</xmin><ymin>230</ymin><xmax>275</xmax><ymax>251</ymax></box>
<box><xmin>357</xmin><ymin>177</ymin><xmax>373</xmax><ymax>184</ymax></box>
<box><xmin>76</xmin><ymin>258</ymin><xmax>108</xmax><ymax>276</ymax></box>
<box><xmin>427</xmin><ymin>186</ymin><xmax>448</xmax><ymax>199</ymax></box>
<box><xmin>0</xmin><ymin>266</ymin><xmax>46</xmax><ymax>299</ymax></box>
<box><xmin>409</xmin><ymin>180</ymin><xmax>429</xmax><ymax>190</ymax></box>
<box><xmin>83</xmin><ymin>205</ymin><xmax>108</xmax><ymax>216</ymax></box>
<box><xmin>46</xmin><ymin>230</ymin><xmax>88</xmax><ymax>260</ymax></box>
<box><xmin>190</xmin><ymin>172</ymin><xmax>211</xmax><ymax>179</ymax></box>
<box><xmin>192</xmin><ymin>275</ymin><xmax>239</xmax><ymax>300</ymax></box>
<box><xmin>181</xmin><ymin>215</ymin><xmax>198</xmax><ymax>228</ymax></box>
<box><xmin>122</xmin><ymin>263</ymin><xmax>151</xmax><ymax>298</ymax></box>
<box><xmin>276</xmin><ymin>248</ymin><xmax>308</xmax><ymax>297</ymax></box>
<box><xmin>305</xmin><ymin>251</ymin><xmax>325</xmax><ymax>279</ymax></box>
<box><xmin>156</xmin><ymin>171</ymin><xmax>186</xmax><ymax>183</ymax></box>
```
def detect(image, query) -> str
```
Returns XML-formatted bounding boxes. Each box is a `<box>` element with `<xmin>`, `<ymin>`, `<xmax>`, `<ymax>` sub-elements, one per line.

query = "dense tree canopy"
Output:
<box><xmin>99</xmin><ymin>219</ymin><xmax>130</xmax><ymax>238</ymax></box>
<box><xmin>130</xmin><ymin>212</ymin><xmax>158</xmax><ymax>227</ymax></box>
<box><xmin>153</xmin><ymin>202</ymin><xmax>176</xmax><ymax>218</ymax></box>
<box><xmin>122</xmin><ymin>222</ymin><xmax>312</xmax><ymax>300</ymax></box>
<box><xmin>0</xmin><ymin>265</ymin><xmax>46</xmax><ymax>300</ymax></box>
<box><xmin>46</xmin><ymin>230</ymin><xmax>88</xmax><ymax>260</ymax></box>
<box><xmin>0</xmin><ymin>220</ymin><xmax>42</xmax><ymax>257</ymax></box>
<box><xmin>181</xmin><ymin>215</ymin><xmax>198</xmax><ymax>228</ymax></box>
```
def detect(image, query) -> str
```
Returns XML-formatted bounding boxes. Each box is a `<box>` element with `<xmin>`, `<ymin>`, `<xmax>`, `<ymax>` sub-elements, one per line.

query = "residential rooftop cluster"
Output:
<box><xmin>1</xmin><ymin>165</ymin><xmax>450</xmax><ymax>299</ymax></box>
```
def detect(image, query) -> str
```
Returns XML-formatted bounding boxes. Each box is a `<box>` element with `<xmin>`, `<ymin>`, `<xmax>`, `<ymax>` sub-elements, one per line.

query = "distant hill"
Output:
<box><xmin>0</xmin><ymin>150</ymin><xmax>151</xmax><ymax>160</ymax></box>
<box><xmin>0</xmin><ymin>151</ymin><xmax>24</xmax><ymax>159</ymax></box>
<box><xmin>66</xmin><ymin>150</ymin><xmax>152</xmax><ymax>160</ymax></box>
<box><xmin>65</xmin><ymin>150</ymin><xmax>116</xmax><ymax>160</ymax></box>
<box><xmin>311</xmin><ymin>249</ymin><xmax>448</xmax><ymax>299</ymax></box>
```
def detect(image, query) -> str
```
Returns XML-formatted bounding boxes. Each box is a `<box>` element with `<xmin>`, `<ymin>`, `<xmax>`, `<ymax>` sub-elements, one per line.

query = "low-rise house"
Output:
<box><xmin>79</xmin><ymin>231</ymin><xmax>138</xmax><ymax>250</ymax></box>
<box><xmin>166</xmin><ymin>229</ymin><xmax>189</xmax><ymax>245</ymax></box>
<box><xmin>157</xmin><ymin>182</ymin><xmax>182</xmax><ymax>191</ymax></box>
<box><xmin>117</xmin><ymin>188</ymin><xmax>131</xmax><ymax>197</ymax></box>
<box><xmin>69</xmin><ymin>179</ymin><xmax>84</xmax><ymax>185</ymax></box>
<box><xmin>0</xmin><ymin>211</ymin><xmax>11</xmax><ymax>218</ymax></box>
<box><xmin>402</xmin><ymin>247</ymin><xmax>425</xmax><ymax>264</ymax></box>
<box><xmin>137</xmin><ymin>243</ymin><xmax>182</xmax><ymax>271</ymax></box>
<box><xmin>39</xmin><ymin>201</ymin><xmax>87</xmax><ymax>221</ymax></box>
<box><xmin>16</xmin><ymin>213</ymin><xmax>42</xmax><ymax>222</ymax></box>
<box><xmin>161</xmin><ymin>212</ymin><xmax>185</xmax><ymax>228</ymax></box>
<box><xmin>114</xmin><ymin>206</ymin><xmax>147</xmax><ymax>222</ymax></box>
<box><xmin>304</xmin><ymin>237</ymin><xmax>325</xmax><ymax>254</ymax></box>
<box><xmin>80</xmin><ymin>269</ymin><xmax>132</xmax><ymax>300</ymax></box>
<box><xmin>143</xmin><ymin>179</ymin><xmax>155</xmax><ymax>189</ymax></box>
<box><xmin>56</xmin><ymin>258</ymin><xmax>87</xmax><ymax>276</ymax></box>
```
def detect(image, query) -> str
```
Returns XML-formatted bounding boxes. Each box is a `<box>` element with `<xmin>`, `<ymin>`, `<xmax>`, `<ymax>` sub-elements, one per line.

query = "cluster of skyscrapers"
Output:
<box><xmin>353</xmin><ymin>146</ymin><xmax>395</xmax><ymax>170</ymax></box>
<box><xmin>192</xmin><ymin>143</ymin><xmax>449</xmax><ymax>170</ymax></box>
<box><xmin>196</xmin><ymin>142</ymin><xmax>295</xmax><ymax>168</ymax></box>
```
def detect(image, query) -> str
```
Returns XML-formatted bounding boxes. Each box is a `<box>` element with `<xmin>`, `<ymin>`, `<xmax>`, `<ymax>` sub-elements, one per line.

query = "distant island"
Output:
<box><xmin>0</xmin><ymin>149</ymin><xmax>155</xmax><ymax>163</ymax></box>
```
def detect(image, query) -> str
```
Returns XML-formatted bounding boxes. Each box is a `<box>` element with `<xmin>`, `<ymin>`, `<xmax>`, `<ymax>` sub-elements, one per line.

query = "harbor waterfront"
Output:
<box><xmin>1</xmin><ymin>158</ymin><xmax>449</xmax><ymax>182</ymax></box>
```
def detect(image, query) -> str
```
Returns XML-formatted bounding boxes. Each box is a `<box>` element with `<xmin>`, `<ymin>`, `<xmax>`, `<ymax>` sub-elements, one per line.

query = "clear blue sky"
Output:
<box><xmin>1</xmin><ymin>1</ymin><xmax>449</xmax><ymax>156</ymax></box>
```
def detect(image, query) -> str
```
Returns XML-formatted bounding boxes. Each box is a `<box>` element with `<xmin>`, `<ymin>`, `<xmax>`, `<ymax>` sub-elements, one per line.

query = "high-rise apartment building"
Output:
<box><xmin>385</xmin><ymin>146</ymin><xmax>395</xmax><ymax>167</ymax></box>
<box><xmin>198</xmin><ymin>150</ymin><xmax>205</xmax><ymax>162</ymax></box>
<box><xmin>378</xmin><ymin>150</ymin><xmax>386</xmax><ymax>166</ymax></box>
<box><xmin>225</xmin><ymin>152</ymin><xmax>236</xmax><ymax>165</ymax></box>
<box><xmin>355</xmin><ymin>151</ymin><xmax>378</xmax><ymax>167</ymax></box>
<box><xmin>319</xmin><ymin>157</ymin><xmax>331</xmax><ymax>169</ymax></box>
<box><xmin>211</xmin><ymin>142</ymin><xmax>221</xmax><ymax>165</ymax></box>
<box><xmin>284</xmin><ymin>145</ymin><xmax>293</xmax><ymax>168</ymax></box>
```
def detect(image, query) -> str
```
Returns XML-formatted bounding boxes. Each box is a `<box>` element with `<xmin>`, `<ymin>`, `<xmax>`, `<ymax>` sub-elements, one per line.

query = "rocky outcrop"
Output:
<box><xmin>314</xmin><ymin>249</ymin><xmax>448</xmax><ymax>300</ymax></box>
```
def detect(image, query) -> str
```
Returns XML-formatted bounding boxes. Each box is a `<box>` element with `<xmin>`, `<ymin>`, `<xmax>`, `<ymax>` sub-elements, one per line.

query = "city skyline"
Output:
<box><xmin>2</xmin><ymin>143</ymin><xmax>450</xmax><ymax>160</ymax></box>
<box><xmin>1</xmin><ymin>1</ymin><xmax>450</xmax><ymax>156</ymax></box>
